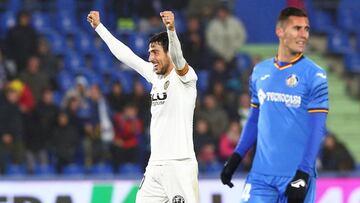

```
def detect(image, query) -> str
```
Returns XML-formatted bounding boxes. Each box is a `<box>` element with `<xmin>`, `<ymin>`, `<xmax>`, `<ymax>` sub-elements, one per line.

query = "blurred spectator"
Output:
<box><xmin>186</xmin><ymin>0</ymin><xmax>219</xmax><ymax>21</ymax></box>
<box><xmin>62</xmin><ymin>76</ymin><xmax>91</xmax><ymax>121</ymax></box>
<box><xmin>218</xmin><ymin>120</ymin><xmax>241</xmax><ymax>162</ymax></box>
<box><xmin>193</xmin><ymin>119</ymin><xmax>216</xmax><ymax>156</ymax></box>
<box><xmin>0</xmin><ymin>86</ymin><xmax>25</xmax><ymax>174</ymax></box>
<box><xmin>138</xmin><ymin>15</ymin><xmax>164</xmax><ymax>34</ymax></box>
<box><xmin>320</xmin><ymin>133</ymin><xmax>355</xmax><ymax>172</ymax></box>
<box><xmin>37</xmin><ymin>37</ymin><xmax>58</xmax><ymax>86</ymax></box>
<box><xmin>238</xmin><ymin>92</ymin><xmax>251</xmax><ymax>126</ymax></box>
<box><xmin>205</xmin><ymin>4</ymin><xmax>247</xmax><ymax>67</ymax></box>
<box><xmin>25</xmin><ymin>88</ymin><xmax>59</xmax><ymax>173</ymax></box>
<box><xmin>19</xmin><ymin>56</ymin><xmax>50</xmax><ymax>103</ymax></box>
<box><xmin>209</xmin><ymin>57</ymin><xmax>230</xmax><ymax>88</ymax></box>
<box><xmin>210</xmin><ymin>80</ymin><xmax>238</xmax><ymax>119</ymax></box>
<box><xmin>5</xmin><ymin>10</ymin><xmax>39</xmax><ymax>73</ymax></box>
<box><xmin>111</xmin><ymin>104</ymin><xmax>143</xmax><ymax>171</ymax></box>
<box><xmin>7</xmin><ymin>79</ymin><xmax>35</xmax><ymax>113</ymax></box>
<box><xmin>51</xmin><ymin>111</ymin><xmax>80</xmax><ymax>173</ymax></box>
<box><xmin>107</xmin><ymin>81</ymin><xmax>127</xmax><ymax>113</ymax></box>
<box><xmin>84</xmin><ymin>84</ymin><xmax>113</xmax><ymax>167</ymax></box>
<box><xmin>287</xmin><ymin>0</ymin><xmax>305</xmax><ymax>8</ymax></box>
<box><xmin>197</xmin><ymin>143</ymin><xmax>219</xmax><ymax>173</ymax></box>
<box><xmin>180</xmin><ymin>15</ymin><xmax>211</xmax><ymax>70</ymax></box>
<box><xmin>196</xmin><ymin>94</ymin><xmax>229</xmax><ymax>139</ymax></box>
<box><xmin>128</xmin><ymin>79</ymin><xmax>151</xmax><ymax>127</ymax></box>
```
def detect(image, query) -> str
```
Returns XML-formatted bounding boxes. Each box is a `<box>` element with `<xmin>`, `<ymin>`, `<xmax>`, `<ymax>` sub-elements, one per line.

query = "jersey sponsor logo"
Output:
<box><xmin>260</xmin><ymin>74</ymin><xmax>270</xmax><ymax>81</ymax></box>
<box><xmin>286</xmin><ymin>74</ymin><xmax>299</xmax><ymax>87</ymax></box>
<box><xmin>151</xmin><ymin>92</ymin><xmax>167</xmax><ymax>106</ymax></box>
<box><xmin>258</xmin><ymin>89</ymin><xmax>301</xmax><ymax>108</ymax></box>
<box><xmin>172</xmin><ymin>195</ymin><xmax>185</xmax><ymax>203</ymax></box>
<box><xmin>290</xmin><ymin>179</ymin><xmax>306</xmax><ymax>188</ymax></box>
<box><xmin>316</xmin><ymin>72</ymin><xmax>327</xmax><ymax>79</ymax></box>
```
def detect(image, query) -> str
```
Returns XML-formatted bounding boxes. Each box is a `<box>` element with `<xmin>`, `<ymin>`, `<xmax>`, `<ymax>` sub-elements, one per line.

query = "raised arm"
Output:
<box><xmin>87</xmin><ymin>11</ymin><xmax>153</xmax><ymax>82</ymax></box>
<box><xmin>160</xmin><ymin>11</ymin><xmax>189</xmax><ymax>76</ymax></box>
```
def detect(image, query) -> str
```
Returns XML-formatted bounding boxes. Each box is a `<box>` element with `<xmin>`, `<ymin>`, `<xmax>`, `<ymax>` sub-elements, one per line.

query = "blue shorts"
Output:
<box><xmin>239</xmin><ymin>172</ymin><xmax>316</xmax><ymax>203</ymax></box>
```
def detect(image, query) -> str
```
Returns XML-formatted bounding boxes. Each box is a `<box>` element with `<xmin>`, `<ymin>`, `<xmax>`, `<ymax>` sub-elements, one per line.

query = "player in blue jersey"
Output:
<box><xmin>220</xmin><ymin>7</ymin><xmax>329</xmax><ymax>203</ymax></box>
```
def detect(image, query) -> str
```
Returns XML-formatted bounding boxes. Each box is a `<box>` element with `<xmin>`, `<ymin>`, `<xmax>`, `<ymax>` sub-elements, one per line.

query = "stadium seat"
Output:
<box><xmin>64</xmin><ymin>50</ymin><xmax>85</xmax><ymax>74</ymax></box>
<box><xmin>34</xmin><ymin>163</ymin><xmax>56</xmax><ymax>176</ymax></box>
<box><xmin>90</xmin><ymin>163</ymin><xmax>113</xmax><ymax>175</ymax></box>
<box><xmin>93</xmin><ymin>51</ymin><xmax>113</xmax><ymax>74</ymax></box>
<box><xmin>112</xmin><ymin>70</ymin><xmax>134</xmax><ymax>94</ymax></box>
<box><xmin>56</xmin><ymin>70</ymin><xmax>74</xmax><ymax>92</ymax></box>
<box><xmin>197</xmin><ymin>70</ymin><xmax>209</xmax><ymax>94</ymax></box>
<box><xmin>344</xmin><ymin>53</ymin><xmax>360</xmax><ymax>74</ymax></box>
<box><xmin>6</xmin><ymin>0</ymin><xmax>21</xmax><ymax>13</ymax></box>
<box><xmin>205</xmin><ymin>161</ymin><xmax>223</xmax><ymax>174</ymax></box>
<box><xmin>74</xmin><ymin>31</ymin><xmax>96</xmax><ymax>56</ymax></box>
<box><xmin>336</xmin><ymin>8</ymin><xmax>358</xmax><ymax>34</ymax></box>
<box><xmin>0</xmin><ymin>12</ymin><xmax>16</xmax><ymax>37</ymax></box>
<box><xmin>45</xmin><ymin>31</ymin><xmax>67</xmax><ymax>55</ymax></box>
<box><xmin>309</xmin><ymin>9</ymin><xmax>335</xmax><ymax>34</ymax></box>
<box><xmin>62</xmin><ymin>163</ymin><xmax>84</xmax><ymax>176</ymax></box>
<box><xmin>56</xmin><ymin>0</ymin><xmax>76</xmax><ymax>13</ymax></box>
<box><xmin>128</xmin><ymin>32</ymin><xmax>149</xmax><ymax>57</ymax></box>
<box><xmin>5</xmin><ymin>164</ymin><xmax>27</xmax><ymax>176</ymax></box>
<box><xmin>118</xmin><ymin>163</ymin><xmax>142</xmax><ymax>176</ymax></box>
<box><xmin>52</xmin><ymin>90</ymin><xmax>64</xmax><ymax>106</ymax></box>
<box><xmin>55</xmin><ymin>11</ymin><xmax>79</xmax><ymax>34</ymax></box>
<box><xmin>235</xmin><ymin>53</ymin><xmax>252</xmax><ymax>75</ymax></box>
<box><xmin>327</xmin><ymin>30</ymin><xmax>352</xmax><ymax>55</ymax></box>
<box><xmin>31</xmin><ymin>11</ymin><xmax>52</xmax><ymax>33</ymax></box>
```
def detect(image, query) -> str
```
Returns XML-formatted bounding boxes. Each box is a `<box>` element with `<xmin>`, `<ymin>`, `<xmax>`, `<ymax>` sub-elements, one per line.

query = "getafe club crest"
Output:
<box><xmin>164</xmin><ymin>80</ymin><xmax>170</xmax><ymax>90</ymax></box>
<box><xmin>286</xmin><ymin>74</ymin><xmax>298</xmax><ymax>87</ymax></box>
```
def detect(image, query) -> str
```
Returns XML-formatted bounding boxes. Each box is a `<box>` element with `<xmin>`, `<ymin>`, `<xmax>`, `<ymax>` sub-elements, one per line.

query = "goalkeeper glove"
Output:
<box><xmin>285</xmin><ymin>170</ymin><xmax>309</xmax><ymax>203</ymax></box>
<box><xmin>220</xmin><ymin>153</ymin><xmax>242</xmax><ymax>188</ymax></box>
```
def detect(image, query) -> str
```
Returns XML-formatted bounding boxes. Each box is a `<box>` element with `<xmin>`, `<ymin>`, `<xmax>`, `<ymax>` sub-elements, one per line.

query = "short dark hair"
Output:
<box><xmin>277</xmin><ymin>7</ymin><xmax>307</xmax><ymax>25</ymax></box>
<box><xmin>149</xmin><ymin>32</ymin><xmax>169</xmax><ymax>52</ymax></box>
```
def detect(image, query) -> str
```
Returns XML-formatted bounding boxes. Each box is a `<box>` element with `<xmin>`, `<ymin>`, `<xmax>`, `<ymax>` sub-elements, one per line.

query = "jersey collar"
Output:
<box><xmin>274</xmin><ymin>53</ymin><xmax>304</xmax><ymax>70</ymax></box>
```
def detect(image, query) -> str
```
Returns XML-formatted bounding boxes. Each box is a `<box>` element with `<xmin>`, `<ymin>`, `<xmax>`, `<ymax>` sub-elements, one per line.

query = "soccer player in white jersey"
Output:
<box><xmin>87</xmin><ymin>10</ymin><xmax>199</xmax><ymax>203</ymax></box>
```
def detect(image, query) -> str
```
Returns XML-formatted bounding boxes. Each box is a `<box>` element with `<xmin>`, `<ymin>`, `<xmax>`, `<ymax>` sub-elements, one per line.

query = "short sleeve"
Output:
<box><xmin>307</xmin><ymin>70</ymin><xmax>329</xmax><ymax>113</ymax></box>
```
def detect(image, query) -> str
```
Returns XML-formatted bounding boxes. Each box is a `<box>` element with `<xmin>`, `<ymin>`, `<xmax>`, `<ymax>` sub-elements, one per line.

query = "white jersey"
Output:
<box><xmin>96</xmin><ymin>24</ymin><xmax>197</xmax><ymax>163</ymax></box>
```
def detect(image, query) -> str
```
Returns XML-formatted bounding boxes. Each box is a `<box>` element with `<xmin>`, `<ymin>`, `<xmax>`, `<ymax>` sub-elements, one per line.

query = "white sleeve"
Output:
<box><xmin>167</xmin><ymin>29</ymin><xmax>186</xmax><ymax>70</ymax></box>
<box><xmin>95</xmin><ymin>23</ymin><xmax>154</xmax><ymax>83</ymax></box>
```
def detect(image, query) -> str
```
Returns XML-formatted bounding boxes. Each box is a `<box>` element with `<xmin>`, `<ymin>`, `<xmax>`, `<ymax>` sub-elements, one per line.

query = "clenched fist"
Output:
<box><xmin>87</xmin><ymin>11</ymin><xmax>100</xmax><ymax>29</ymax></box>
<box><xmin>160</xmin><ymin>11</ymin><xmax>175</xmax><ymax>31</ymax></box>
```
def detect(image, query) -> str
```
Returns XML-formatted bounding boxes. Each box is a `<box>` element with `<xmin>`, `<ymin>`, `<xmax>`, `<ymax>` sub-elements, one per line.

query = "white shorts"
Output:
<box><xmin>136</xmin><ymin>159</ymin><xmax>199</xmax><ymax>203</ymax></box>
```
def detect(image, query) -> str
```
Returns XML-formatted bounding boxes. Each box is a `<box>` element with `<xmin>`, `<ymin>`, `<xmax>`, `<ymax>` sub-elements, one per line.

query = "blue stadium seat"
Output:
<box><xmin>34</xmin><ymin>163</ymin><xmax>56</xmax><ymax>176</ymax></box>
<box><xmin>0</xmin><ymin>12</ymin><xmax>16</xmax><ymax>37</ymax></box>
<box><xmin>56</xmin><ymin>0</ymin><xmax>76</xmax><ymax>13</ymax></box>
<box><xmin>55</xmin><ymin>11</ymin><xmax>79</xmax><ymax>34</ymax></box>
<box><xmin>56</xmin><ymin>70</ymin><xmax>74</xmax><ymax>92</ymax></box>
<box><xmin>62</xmin><ymin>163</ymin><xmax>84</xmax><ymax>176</ymax></box>
<box><xmin>6</xmin><ymin>0</ymin><xmax>21</xmax><ymax>13</ymax></box>
<box><xmin>45</xmin><ymin>31</ymin><xmax>67</xmax><ymax>55</ymax></box>
<box><xmin>336</xmin><ymin>8</ymin><xmax>358</xmax><ymax>34</ymax></box>
<box><xmin>235</xmin><ymin>53</ymin><xmax>252</xmax><ymax>74</ymax></box>
<box><xmin>327</xmin><ymin>30</ymin><xmax>352</xmax><ymax>55</ymax></box>
<box><xmin>74</xmin><ymin>31</ymin><xmax>96</xmax><ymax>56</ymax></box>
<box><xmin>93</xmin><ymin>51</ymin><xmax>113</xmax><ymax>74</ymax></box>
<box><xmin>118</xmin><ymin>163</ymin><xmax>142</xmax><ymax>176</ymax></box>
<box><xmin>31</xmin><ymin>11</ymin><xmax>52</xmax><ymax>33</ymax></box>
<box><xmin>90</xmin><ymin>163</ymin><xmax>113</xmax><ymax>175</ymax></box>
<box><xmin>52</xmin><ymin>90</ymin><xmax>64</xmax><ymax>106</ymax></box>
<box><xmin>204</xmin><ymin>161</ymin><xmax>222</xmax><ymax>174</ymax></box>
<box><xmin>344</xmin><ymin>53</ymin><xmax>360</xmax><ymax>74</ymax></box>
<box><xmin>309</xmin><ymin>9</ymin><xmax>335</xmax><ymax>34</ymax></box>
<box><xmin>64</xmin><ymin>51</ymin><xmax>85</xmax><ymax>74</ymax></box>
<box><xmin>197</xmin><ymin>70</ymin><xmax>209</xmax><ymax>94</ymax></box>
<box><xmin>112</xmin><ymin>70</ymin><xmax>134</xmax><ymax>94</ymax></box>
<box><xmin>5</xmin><ymin>164</ymin><xmax>27</xmax><ymax>176</ymax></box>
<box><xmin>128</xmin><ymin>32</ymin><xmax>149</xmax><ymax>57</ymax></box>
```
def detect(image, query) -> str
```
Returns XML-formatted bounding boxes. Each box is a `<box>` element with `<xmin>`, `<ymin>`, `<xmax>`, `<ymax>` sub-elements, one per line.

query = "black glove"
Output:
<box><xmin>285</xmin><ymin>170</ymin><xmax>309</xmax><ymax>203</ymax></box>
<box><xmin>220</xmin><ymin>153</ymin><xmax>242</xmax><ymax>188</ymax></box>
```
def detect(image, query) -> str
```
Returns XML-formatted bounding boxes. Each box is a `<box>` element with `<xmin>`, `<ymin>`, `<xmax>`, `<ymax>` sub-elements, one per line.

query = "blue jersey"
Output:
<box><xmin>249</xmin><ymin>54</ymin><xmax>329</xmax><ymax>176</ymax></box>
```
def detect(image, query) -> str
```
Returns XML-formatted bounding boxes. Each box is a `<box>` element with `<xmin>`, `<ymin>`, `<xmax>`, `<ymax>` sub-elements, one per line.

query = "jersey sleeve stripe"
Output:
<box><xmin>251</xmin><ymin>103</ymin><xmax>259</xmax><ymax>108</ymax></box>
<box><xmin>313</xmin><ymin>84</ymin><xmax>327</xmax><ymax>94</ymax></box>
<box><xmin>313</xmin><ymin>92</ymin><xmax>328</xmax><ymax>101</ymax></box>
<box><xmin>308</xmin><ymin>108</ymin><xmax>329</xmax><ymax>113</ymax></box>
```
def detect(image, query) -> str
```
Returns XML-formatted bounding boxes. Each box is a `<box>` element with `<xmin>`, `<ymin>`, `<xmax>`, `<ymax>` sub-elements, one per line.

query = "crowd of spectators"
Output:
<box><xmin>0</xmin><ymin>0</ymin><xmax>356</xmax><ymax>176</ymax></box>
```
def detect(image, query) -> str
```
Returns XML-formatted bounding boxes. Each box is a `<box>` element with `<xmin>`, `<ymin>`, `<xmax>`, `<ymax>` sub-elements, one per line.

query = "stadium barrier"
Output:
<box><xmin>0</xmin><ymin>178</ymin><xmax>359</xmax><ymax>203</ymax></box>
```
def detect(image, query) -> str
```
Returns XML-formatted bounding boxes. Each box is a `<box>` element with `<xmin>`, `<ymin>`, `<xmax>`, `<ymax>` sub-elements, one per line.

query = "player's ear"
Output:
<box><xmin>276</xmin><ymin>26</ymin><xmax>284</xmax><ymax>38</ymax></box>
